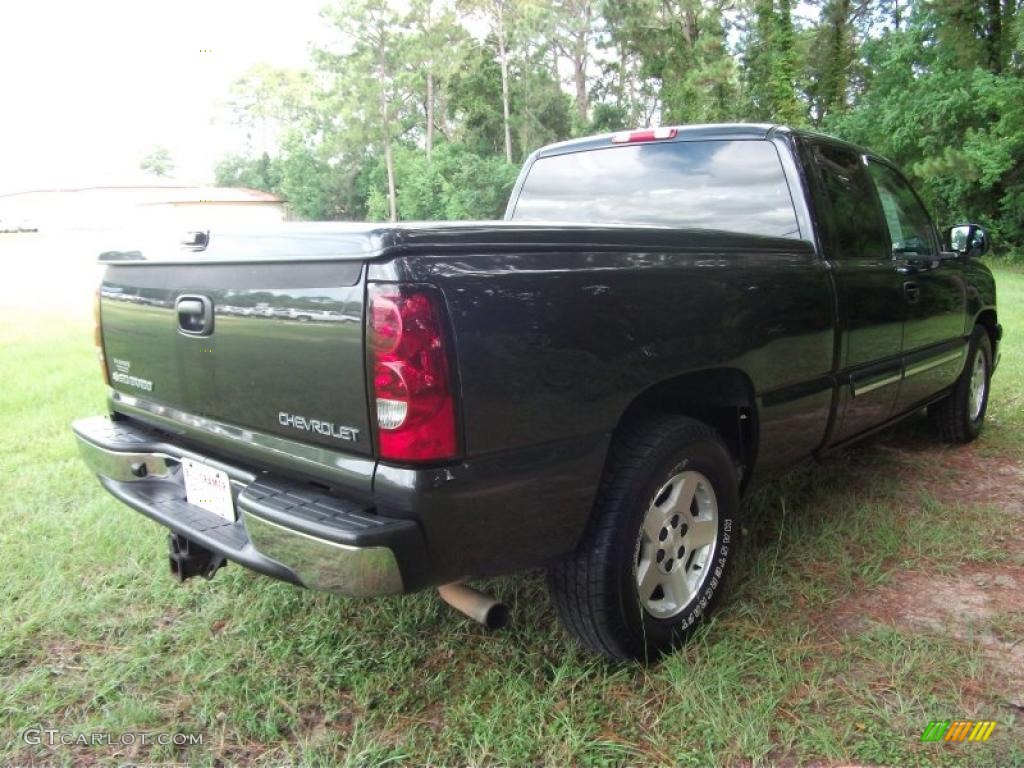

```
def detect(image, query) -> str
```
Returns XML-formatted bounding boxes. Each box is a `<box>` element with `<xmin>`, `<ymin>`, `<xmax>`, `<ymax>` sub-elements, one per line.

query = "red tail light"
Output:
<box><xmin>368</xmin><ymin>283</ymin><xmax>457</xmax><ymax>463</ymax></box>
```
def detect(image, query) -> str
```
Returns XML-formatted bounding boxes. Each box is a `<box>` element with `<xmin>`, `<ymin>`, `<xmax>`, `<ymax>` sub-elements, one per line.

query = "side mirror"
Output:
<box><xmin>945</xmin><ymin>223</ymin><xmax>989</xmax><ymax>258</ymax></box>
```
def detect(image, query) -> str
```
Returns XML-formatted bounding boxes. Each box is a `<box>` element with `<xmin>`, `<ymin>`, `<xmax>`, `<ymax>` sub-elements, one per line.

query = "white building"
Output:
<box><xmin>0</xmin><ymin>183</ymin><xmax>286</xmax><ymax>233</ymax></box>
<box><xmin>0</xmin><ymin>183</ymin><xmax>287</xmax><ymax>313</ymax></box>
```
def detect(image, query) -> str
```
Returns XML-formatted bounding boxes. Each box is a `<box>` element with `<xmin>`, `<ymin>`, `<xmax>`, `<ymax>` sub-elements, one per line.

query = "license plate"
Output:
<box><xmin>182</xmin><ymin>458</ymin><xmax>235</xmax><ymax>522</ymax></box>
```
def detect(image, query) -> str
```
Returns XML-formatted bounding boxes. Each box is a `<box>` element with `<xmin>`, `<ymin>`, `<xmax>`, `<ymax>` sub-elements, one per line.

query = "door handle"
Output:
<box><xmin>903</xmin><ymin>281</ymin><xmax>920</xmax><ymax>304</ymax></box>
<box><xmin>176</xmin><ymin>295</ymin><xmax>214</xmax><ymax>336</ymax></box>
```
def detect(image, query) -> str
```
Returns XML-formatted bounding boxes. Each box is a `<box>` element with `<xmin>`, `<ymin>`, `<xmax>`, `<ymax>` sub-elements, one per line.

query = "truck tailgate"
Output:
<box><xmin>99</xmin><ymin>259</ymin><xmax>371</xmax><ymax>456</ymax></box>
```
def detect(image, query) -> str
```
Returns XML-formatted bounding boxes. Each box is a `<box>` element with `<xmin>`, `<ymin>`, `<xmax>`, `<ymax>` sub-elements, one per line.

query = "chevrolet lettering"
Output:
<box><xmin>110</xmin><ymin>371</ymin><xmax>153</xmax><ymax>392</ymax></box>
<box><xmin>73</xmin><ymin>124</ymin><xmax>999</xmax><ymax>661</ymax></box>
<box><xmin>108</xmin><ymin>357</ymin><xmax>153</xmax><ymax>392</ymax></box>
<box><xmin>278</xmin><ymin>412</ymin><xmax>360</xmax><ymax>442</ymax></box>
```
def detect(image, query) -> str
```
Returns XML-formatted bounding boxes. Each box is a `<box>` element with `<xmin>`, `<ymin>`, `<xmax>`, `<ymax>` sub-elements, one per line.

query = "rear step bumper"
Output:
<box><xmin>72</xmin><ymin>415</ymin><xmax>426</xmax><ymax>597</ymax></box>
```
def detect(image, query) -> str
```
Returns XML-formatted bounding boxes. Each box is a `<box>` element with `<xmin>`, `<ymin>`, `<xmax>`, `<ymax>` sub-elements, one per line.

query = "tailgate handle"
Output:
<box><xmin>181</xmin><ymin>230</ymin><xmax>210</xmax><ymax>251</ymax></box>
<box><xmin>176</xmin><ymin>295</ymin><xmax>214</xmax><ymax>336</ymax></box>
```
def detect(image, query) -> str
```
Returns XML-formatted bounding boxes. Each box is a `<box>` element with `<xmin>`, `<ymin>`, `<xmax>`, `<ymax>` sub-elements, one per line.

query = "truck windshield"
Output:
<box><xmin>511</xmin><ymin>139</ymin><xmax>801</xmax><ymax>239</ymax></box>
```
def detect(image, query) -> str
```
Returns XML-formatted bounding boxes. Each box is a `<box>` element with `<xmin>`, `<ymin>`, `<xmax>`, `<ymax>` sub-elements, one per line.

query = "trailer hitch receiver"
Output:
<box><xmin>168</xmin><ymin>533</ymin><xmax>226</xmax><ymax>582</ymax></box>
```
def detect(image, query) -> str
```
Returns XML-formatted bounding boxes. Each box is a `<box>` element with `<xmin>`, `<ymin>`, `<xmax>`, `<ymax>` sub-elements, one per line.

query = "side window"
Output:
<box><xmin>813</xmin><ymin>144</ymin><xmax>888</xmax><ymax>259</ymax></box>
<box><xmin>867</xmin><ymin>162</ymin><xmax>937</xmax><ymax>257</ymax></box>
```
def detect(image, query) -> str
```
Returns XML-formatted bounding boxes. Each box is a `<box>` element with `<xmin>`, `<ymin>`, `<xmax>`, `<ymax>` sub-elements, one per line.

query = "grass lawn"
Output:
<box><xmin>1</xmin><ymin>265</ymin><xmax>1021</xmax><ymax>767</ymax></box>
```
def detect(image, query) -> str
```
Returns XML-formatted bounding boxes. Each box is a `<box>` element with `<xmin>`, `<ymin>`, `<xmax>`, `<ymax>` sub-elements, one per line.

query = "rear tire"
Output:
<box><xmin>928</xmin><ymin>326</ymin><xmax>992</xmax><ymax>444</ymax></box>
<box><xmin>547</xmin><ymin>416</ymin><xmax>739</xmax><ymax>662</ymax></box>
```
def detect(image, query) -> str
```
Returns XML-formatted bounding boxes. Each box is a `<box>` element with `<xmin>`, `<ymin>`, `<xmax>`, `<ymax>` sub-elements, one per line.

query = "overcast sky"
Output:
<box><xmin>0</xmin><ymin>0</ymin><xmax>329</xmax><ymax>193</ymax></box>
<box><xmin>1</xmin><ymin>2</ymin><xmax>823</xmax><ymax>196</ymax></box>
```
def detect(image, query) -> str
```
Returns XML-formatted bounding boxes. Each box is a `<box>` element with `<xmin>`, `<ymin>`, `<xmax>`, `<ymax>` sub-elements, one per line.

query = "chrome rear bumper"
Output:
<box><xmin>72</xmin><ymin>415</ymin><xmax>411</xmax><ymax>597</ymax></box>
<box><xmin>244</xmin><ymin>513</ymin><xmax>402</xmax><ymax>596</ymax></box>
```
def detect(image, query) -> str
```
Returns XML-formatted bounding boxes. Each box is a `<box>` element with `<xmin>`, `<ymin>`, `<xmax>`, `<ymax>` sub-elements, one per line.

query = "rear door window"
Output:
<box><xmin>811</xmin><ymin>143</ymin><xmax>889</xmax><ymax>260</ymax></box>
<box><xmin>511</xmin><ymin>140</ymin><xmax>801</xmax><ymax>239</ymax></box>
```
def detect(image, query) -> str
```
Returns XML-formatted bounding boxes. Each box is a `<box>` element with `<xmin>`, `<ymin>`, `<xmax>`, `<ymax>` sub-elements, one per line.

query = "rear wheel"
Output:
<box><xmin>928</xmin><ymin>326</ymin><xmax>992</xmax><ymax>444</ymax></box>
<box><xmin>547</xmin><ymin>416</ymin><xmax>739</xmax><ymax>662</ymax></box>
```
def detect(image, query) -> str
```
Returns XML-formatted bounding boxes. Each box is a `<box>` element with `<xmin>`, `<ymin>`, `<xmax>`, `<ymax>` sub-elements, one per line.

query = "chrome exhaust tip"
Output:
<box><xmin>438</xmin><ymin>583</ymin><xmax>509</xmax><ymax>630</ymax></box>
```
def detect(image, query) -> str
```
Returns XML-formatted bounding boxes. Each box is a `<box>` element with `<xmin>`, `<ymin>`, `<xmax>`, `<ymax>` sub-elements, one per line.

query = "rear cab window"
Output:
<box><xmin>511</xmin><ymin>140</ymin><xmax>802</xmax><ymax>239</ymax></box>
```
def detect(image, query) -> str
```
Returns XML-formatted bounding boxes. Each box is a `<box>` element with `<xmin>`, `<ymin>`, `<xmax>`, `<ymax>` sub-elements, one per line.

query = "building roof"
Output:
<box><xmin>142</xmin><ymin>187</ymin><xmax>285</xmax><ymax>205</ymax></box>
<box><xmin>0</xmin><ymin>185</ymin><xmax>284</xmax><ymax>204</ymax></box>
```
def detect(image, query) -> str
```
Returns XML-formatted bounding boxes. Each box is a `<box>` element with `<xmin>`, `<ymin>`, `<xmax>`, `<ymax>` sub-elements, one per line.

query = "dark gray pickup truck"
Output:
<box><xmin>74</xmin><ymin>124</ymin><xmax>1000</xmax><ymax>661</ymax></box>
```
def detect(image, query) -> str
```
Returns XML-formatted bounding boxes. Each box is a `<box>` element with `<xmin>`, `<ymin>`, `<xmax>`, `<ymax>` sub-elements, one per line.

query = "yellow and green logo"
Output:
<box><xmin>921</xmin><ymin>720</ymin><xmax>997</xmax><ymax>742</ymax></box>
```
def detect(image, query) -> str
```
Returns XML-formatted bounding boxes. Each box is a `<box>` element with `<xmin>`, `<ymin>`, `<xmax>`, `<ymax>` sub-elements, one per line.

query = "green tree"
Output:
<box><xmin>802</xmin><ymin>0</ymin><xmax>859</xmax><ymax>124</ymax></box>
<box><xmin>589</xmin><ymin>7</ymin><xmax>661</xmax><ymax>129</ymax></box>
<box><xmin>405</xmin><ymin>0</ymin><xmax>471</xmax><ymax>158</ymax></box>
<box><xmin>319</xmin><ymin>0</ymin><xmax>416</xmax><ymax>221</ymax></box>
<box><xmin>461</xmin><ymin>0</ymin><xmax>522</xmax><ymax>162</ymax></box>
<box><xmin>214</xmin><ymin>152</ymin><xmax>282</xmax><ymax>192</ymax></box>
<box><xmin>365</xmin><ymin>141</ymin><xmax>519</xmax><ymax>220</ymax></box>
<box><xmin>742</xmin><ymin>0</ymin><xmax>802</xmax><ymax>124</ymax></box>
<box><xmin>447</xmin><ymin>33</ymin><xmax>571</xmax><ymax>161</ymax></box>
<box><xmin>140</xmin><ymin>146</ymin><xmax>174</xmax><ymax>177</ymax></box>
<box><xmin>447</xmin><ymin>42</ymin><xmax>509</xmax><ymax>156</ymax></box>
<box><xmin>604</xmin><ymin>0</ymin><xmax>739</xmax><ymax>125</ymax></box>
<box><xmin>829</xmin><ymin>0</ymin><xmax>1024</xmax><ymax>249</ymax></box>
<box><xmin>223</xmin><ymin>63</ymin><xmax>314</xmax><ymax>154</ymax></box>
<box><xmin>551</xmin><ymin>0</ymin><xmax>596</xmax><ymax>125</ymax></box>
<box><xmin>204</xmin><ymin>0</ymin><xmax>1024</xmax><ymax>252</ymax></box>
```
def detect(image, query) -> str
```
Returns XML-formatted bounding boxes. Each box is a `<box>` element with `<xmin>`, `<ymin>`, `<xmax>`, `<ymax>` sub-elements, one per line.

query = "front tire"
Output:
<box><xmin>547</xmin><ymin>416</ymin><xmax>739</xmax><ymax>662</ymax></box>
<box><xmin>928</xmin><ymin>326</ymin><xmax>992</xmax><ymax>444</ymax></box>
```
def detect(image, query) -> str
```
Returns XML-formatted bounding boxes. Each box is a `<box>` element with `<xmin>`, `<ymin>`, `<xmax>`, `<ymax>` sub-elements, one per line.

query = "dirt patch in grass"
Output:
<box><xmin>876</xmin><ymin>422</ymin><xmax>1024</xmax><ymax>516</ymax></box>
<box><xmin>835</xmin><ymin>565</ymin><xmax>1021</xmax><ymax>638</ymax></box>
<box><xmin>916</xmin><ymin>446</ymin><xmax>1024</xmax><ymax>564</ymax></box>
<box><xmin>824</xmin><ymin>434</ymin><xmax>1024</xmax><ymax>726</ymax></box>
<box><xmin>835</xmin><ymin>565</ymin><xmax>1024</xmax><ymax>713</ymax></box>
<box><xmin>923</xmin><ymin>449</ymin><xmax>1024</xmax><ymax>519</ymax></box>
